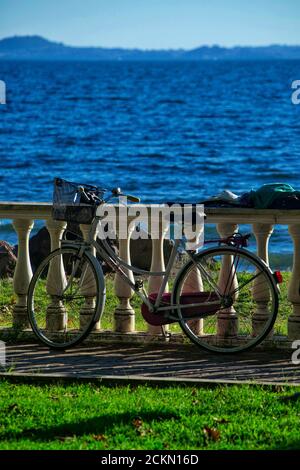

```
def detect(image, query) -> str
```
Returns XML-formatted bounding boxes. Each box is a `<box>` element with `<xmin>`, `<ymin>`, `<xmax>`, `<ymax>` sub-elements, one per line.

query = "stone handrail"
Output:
<box><xmin>1</xmin><ymin>202</ymin><xmax>300</xmax><ymax>343</ymax></box>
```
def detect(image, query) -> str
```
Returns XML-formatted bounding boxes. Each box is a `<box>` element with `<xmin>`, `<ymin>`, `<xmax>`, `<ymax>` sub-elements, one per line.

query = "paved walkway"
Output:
<box><xmin>1</xmin><ymin>342</ymin><xmax>299</xmax><ymax>385</ymax></box>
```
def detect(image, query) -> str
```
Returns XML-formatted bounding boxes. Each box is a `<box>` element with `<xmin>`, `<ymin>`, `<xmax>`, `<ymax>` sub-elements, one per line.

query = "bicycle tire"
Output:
<box><xmin>172</xmin><ymin>246</ymin><xmax>279</xmax><ymax>354</ymax></box>
<box><xmin>27</xmin><ymin>246</ymin><xmax>105</xmax><ymax>349</ymax></box>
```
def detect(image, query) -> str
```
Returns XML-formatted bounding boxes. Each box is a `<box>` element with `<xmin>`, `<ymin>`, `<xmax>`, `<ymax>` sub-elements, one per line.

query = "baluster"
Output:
<box><xmin>80</xmin><ymin>223</ymin><xmax>100</xmax><ymax>330</ymax></box>
<box><xmin>114</xmin><ymin>221</ymin><xmax>135</xmax><ymax>333</ymax></box>
<box><xmin>182</xmin><ymin>226</ymin><xmax>204</xmax><ymax>335</ymax></box>
<box><xmin>182</xmin><ymin>266</ymin><xmax>203</xmax><ymax>335</ymax></box>
<box><xmin>12</xmin><ymin>219</ymin><xmax>34</xmax><ymax>328</ymax></box>
<box><xmin>148</xmin><ymin>219</ymin><xmax>169</xmax><ymax>335</ymax></box>
<box><xmin>45</xmin><ymin>219</ymin><xmax>67</xmax><ymax>331</ymax></box>
<box><xmin>288</xmin><ymin>224</ymin><xmax>300</xmax><ymax>340</ymax></box>
<box><xmin>252</xmin><ymin>223</ymin><xmax>274</xmax><ymax>336</ymax></box>
<box><xmin>216</xmin><ymin>223</ymin><xmax>238</xmax><ymax>339</ymax></box>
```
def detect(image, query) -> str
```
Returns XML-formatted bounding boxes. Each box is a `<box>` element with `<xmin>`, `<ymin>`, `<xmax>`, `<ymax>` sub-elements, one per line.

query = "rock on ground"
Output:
<box><xmin>0</xmin><ymin>241</ymin><xmax>17</xmax><ymax>278</ymax></box>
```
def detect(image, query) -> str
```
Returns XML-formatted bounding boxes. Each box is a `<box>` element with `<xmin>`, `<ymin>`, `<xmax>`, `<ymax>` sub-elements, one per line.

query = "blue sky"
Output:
<box><xmin>0</xmin><ymin>0</ymin><xmax>300</xmax><ymax>48</ymax></box>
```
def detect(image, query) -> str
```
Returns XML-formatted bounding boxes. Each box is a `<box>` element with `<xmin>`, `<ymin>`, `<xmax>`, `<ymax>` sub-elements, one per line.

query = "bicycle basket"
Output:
<box><xmin>52</xmin><ymin>177</ymin><xmax>105</xmax><ymax>224</ymax></box>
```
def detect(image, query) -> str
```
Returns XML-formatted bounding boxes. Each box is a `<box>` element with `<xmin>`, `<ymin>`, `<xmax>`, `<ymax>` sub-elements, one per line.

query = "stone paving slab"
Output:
<box><xmin>0</xmin><ymin>342</ymin><xmax>299</xmax><ymax>386</ymax></box>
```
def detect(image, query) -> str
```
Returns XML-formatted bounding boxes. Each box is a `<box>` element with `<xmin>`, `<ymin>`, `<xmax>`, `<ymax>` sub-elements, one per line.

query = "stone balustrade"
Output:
<box><xmin>1</xmin><ymin>203</ymin><xmax>300</xmax><ymax>346</ymax></box>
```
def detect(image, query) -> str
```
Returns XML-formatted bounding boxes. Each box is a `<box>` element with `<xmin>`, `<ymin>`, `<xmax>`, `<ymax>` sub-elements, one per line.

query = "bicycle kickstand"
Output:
<box><xmin>161</xmin><ymin>325</ymin><xmax>171</xmax><ymax>339</ymax></box>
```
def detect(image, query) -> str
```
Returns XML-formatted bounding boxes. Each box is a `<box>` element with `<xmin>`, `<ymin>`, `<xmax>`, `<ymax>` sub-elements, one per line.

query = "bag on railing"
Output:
<box><xmin>52</xmin><ymin>177</ymin><xmax>105</xmax><ymax>224</ymax></box>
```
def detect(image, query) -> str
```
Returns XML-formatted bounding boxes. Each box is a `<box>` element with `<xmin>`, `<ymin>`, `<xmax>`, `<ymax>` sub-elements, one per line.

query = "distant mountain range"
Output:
<box><xmin>1</xmin><ymin>36</ymin><xmax>300</xmax><ymax>60</ymax></box>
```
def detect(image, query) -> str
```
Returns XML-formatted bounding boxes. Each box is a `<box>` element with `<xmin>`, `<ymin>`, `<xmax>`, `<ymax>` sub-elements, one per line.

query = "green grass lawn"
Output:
<box><xmin>0</xmin><ymin>381</ymin><xmax>299</xmax><ymax>450</ymax></box>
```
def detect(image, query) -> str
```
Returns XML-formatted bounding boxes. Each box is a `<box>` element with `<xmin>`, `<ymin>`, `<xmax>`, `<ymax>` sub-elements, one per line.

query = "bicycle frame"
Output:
<box><xmin>61</xmin><ymin>216</ymin><xmax>220</xmax><ymax>315</ymax></box>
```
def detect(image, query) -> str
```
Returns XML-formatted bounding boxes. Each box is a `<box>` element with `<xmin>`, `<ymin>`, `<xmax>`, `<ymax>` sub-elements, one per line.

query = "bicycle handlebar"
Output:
<box><xmin>126</xmin><ymin>194</ymin><xmax>141</xmax><ymax>203</ymax></box>
<box><xmin>78</xmin><ymin>185</ymin><xmax>141</xmax><ymax>204</ymax></box>
<box><xmin>111</xmin><ymin>187</ymin><xmax>140</xmax><ymax>203</ymax></box>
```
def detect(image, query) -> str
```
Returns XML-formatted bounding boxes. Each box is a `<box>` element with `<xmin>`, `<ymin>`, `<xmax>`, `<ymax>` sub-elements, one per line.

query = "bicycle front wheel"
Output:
<box><xmin>173</xmin><ymin>246</ymin><xmax>278</xmax><ymax>353</ymax></box>
<box><xmin>28</xmin><ymin>246</ymin><xmax>105</xmax><ymax>349</ymax></box>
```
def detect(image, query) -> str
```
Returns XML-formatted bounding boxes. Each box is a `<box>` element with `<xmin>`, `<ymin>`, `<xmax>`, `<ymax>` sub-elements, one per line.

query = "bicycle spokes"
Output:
<box><xmin>28</xmin><ymin>248</ymin><xmax>101</xmax><ymax>349</ymax></box>
<box><xmin>174</xmin><ymin>247</ymin><xmax>278</xmax><ymax>353</ymax></box>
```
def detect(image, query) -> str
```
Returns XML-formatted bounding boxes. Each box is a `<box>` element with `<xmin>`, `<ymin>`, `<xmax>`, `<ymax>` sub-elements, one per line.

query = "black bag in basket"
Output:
<box><xmin>52</xmin><ymin>177</ymin><xmax>105</xmax><ymax>224</ymax></box>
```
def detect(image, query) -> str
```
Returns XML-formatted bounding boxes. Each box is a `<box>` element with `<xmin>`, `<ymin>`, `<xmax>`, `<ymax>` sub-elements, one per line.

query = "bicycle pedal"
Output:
<box><xmin>161</xmin><ymin>326</ymin><xmax>171</xmax><ymax>339</ymax></box>
<box><xmin>135</xmin><ymin>280</ymin><xmax>144</xmax><ymax>290</ymax></box>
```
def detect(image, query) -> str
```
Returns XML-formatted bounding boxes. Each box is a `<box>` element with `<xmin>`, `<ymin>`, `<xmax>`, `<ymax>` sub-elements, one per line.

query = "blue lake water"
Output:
<box><xmin>0</xmin><ymin>60</ymin><xmax>299</xmax><ymax>267</ymax></box>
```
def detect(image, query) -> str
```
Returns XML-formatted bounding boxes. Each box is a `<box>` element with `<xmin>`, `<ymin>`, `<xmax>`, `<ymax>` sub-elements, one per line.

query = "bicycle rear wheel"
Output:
<box><xmin>173</xmin><ymin>246</ymin><xmax>278</xmax><ymax>353</ymax></box>
<box><xmin>27</xmin><ymin>246</ymin><xmax>105</xmax><ymax>349</ymax></box>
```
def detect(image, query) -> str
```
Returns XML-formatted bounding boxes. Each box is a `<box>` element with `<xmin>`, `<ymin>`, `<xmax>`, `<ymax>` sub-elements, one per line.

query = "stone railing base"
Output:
<box><xmin>0</xmin><ymin>327</ymin><xmax>294</xmax><ymax>351</ymax></box>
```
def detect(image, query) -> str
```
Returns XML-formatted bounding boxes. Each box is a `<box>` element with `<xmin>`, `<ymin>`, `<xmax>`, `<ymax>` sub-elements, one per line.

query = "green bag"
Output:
<box><xmin>249</xmin><ymin>183</ymin><xmax>296</xmax><ymax>209</ymax></box>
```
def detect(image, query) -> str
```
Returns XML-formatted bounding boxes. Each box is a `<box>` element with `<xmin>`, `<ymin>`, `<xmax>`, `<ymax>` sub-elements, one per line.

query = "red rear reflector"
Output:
<box><xmin>274</xmin><ymin>271</ymin><xmax>283</xmax><ymax>284</ymax></box>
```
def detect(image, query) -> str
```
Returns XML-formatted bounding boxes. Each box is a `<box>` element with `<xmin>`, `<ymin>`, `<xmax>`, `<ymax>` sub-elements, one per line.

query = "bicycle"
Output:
<box><xmin>27</xmin><ymin>178</ymin><xmax>282</xmax><ymax>353</ymax></box>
